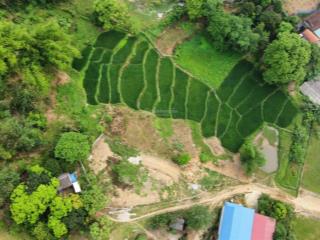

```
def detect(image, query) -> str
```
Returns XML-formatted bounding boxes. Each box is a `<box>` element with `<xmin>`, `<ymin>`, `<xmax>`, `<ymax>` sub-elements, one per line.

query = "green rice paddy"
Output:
<box><xmin>74</xmin><ymin>31</ymin><xmax>299</xmax><ymax>152</ymax></box>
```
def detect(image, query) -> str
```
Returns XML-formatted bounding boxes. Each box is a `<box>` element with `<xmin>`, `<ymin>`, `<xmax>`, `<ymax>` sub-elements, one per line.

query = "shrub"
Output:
<box><xmin>185</xmin><ymin>205</ymin><xmax>212</xmax><ymax>230</ymax></box>
<box><xmin>54</xmin><ymin>132</ymin><xmax>90</xmax><ymax>163</ymax></box>
<box><xmin>172</xmin><ymin>153</ymin><xmax>191</xmax><ymax>166</ymax></box>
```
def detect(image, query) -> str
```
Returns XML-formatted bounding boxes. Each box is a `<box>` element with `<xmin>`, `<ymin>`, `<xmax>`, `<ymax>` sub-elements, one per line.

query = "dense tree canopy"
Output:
<box><xmin>0</xmin><ymin>20</ymin><xmax>79</xmax><ymax>94</ymax></box>
<box><xmin>208</xmin><ymin>10</ymin><xmax>260</xmax><ymax>52</ymax></box>
<box><xmin>54</xmin><ymin>132</ymin><xmax>91</xmax><ymax>163</ymax></box>
<box><xmin>186</xmin><ymin>0</ymin><xmax>206</xmax><ymax>20</ymax></box>
<box><xmin>94</xmin><ymin>0</ymin><xmax>133</xmax><ymax>32</ymax></box>
<box><xmin>262</xmin><ymin>32</ymin><xmax>311</xmax><ymax>84</ymax></box>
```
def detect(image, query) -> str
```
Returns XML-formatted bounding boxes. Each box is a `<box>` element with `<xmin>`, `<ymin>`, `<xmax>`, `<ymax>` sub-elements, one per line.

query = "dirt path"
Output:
<box><xmin>141</xmin><ymin>154</ymin><xmax>181</xmax><ymax>182</ymax></box>
<box><xmin>106</xmin><ymin>183</ymin><xmax>320</xmax><ymax>222</ymax></box>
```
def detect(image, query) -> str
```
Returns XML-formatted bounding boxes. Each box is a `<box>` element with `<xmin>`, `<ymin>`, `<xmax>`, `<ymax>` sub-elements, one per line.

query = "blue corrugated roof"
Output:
<box><xmin>69</xmin><ymin>173</ymin><xmax>77</xmax><ymax>183</ymax></box>
<box><xmin>218</xmin><ymin>202</ymin><xmax>255</xmax><ymax>240</ymax></box>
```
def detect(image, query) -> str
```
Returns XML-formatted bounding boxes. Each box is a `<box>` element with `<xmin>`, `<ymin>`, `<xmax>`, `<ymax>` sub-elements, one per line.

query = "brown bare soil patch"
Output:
<box><xmin>170</xmin><ymin>120</ymin><xmax>199</xmax><ymax>158</ymax></box>
<box><xmin>204</xmin><ymin>137</ymin><xmax>225</xmax><ymax>156</ymax></box>
<box><xmin>283</xmin><ymin>0</ymin><xmax>319</xmax><ymax>15</ymax></box>
<box><xmin>204</xmin><ymin>154</ymin><xmax>250</xmax><ymax>183</ymax></box>
<box><xmin>89</xmin><ymin>135</ymin><xmax>113</xmax><ymax>174</ymax></box>
<box><xmin>156</xmin><ymin>24</ymin><xmax>195</xmax><ymax>56</ymax></box>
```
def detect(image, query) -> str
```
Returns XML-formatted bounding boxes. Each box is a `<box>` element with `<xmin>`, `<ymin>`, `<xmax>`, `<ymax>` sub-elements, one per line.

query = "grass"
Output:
<box><xmin>94</xmin><ymin>31</ymin><xmax>126</xmax><ymax>49</ymax></box>
<box><xmin>302</xmin><ymin>124</ymin><xmax>320</xmax><ymax>193</ymax></box>
<box><xmin>131</xmin><ymin>41</ymin><xmax>149</xmax><ymax>64</ymax></box>
<box><xmin>0</xmin><ymin>229</ymin><xmax>31</xmax><ymax>240</ymax></box>
<box><xmin>91</xmin><ymin>47</ymin><xmax>105</xmax><ymax>62</ymax></box>
<box><xmin>100</xmin><ymin>50</ymin><xmax>113</xmax><ymax>64</ymax></box>
<box><xmin>109</xmin><ymin>65</ymin><xmax>122</xmax><ymax>104</ymax></box>
<box><xmin>201</xmin><ymin>92</ymin><xmax>220</xmax><ymax>137</ymax></box>
<box><xmin>139</xmin><ymin>49</ymin><xmax>159</xmax><ymax>111</ymax></box>
<box><xmin>171</xmin><ymin>68</ymin><xmax>189</xmax><ymax>119</ymax></box>
<box><xmin>263</xmin><ymin>125</ymin><xmax>278</xmax><ymax>145</ymax></box>
<box><xmin>216</xmin><ymin>104</ymin><xmax>232</xmax><ymax>137</ymax></box>
<box><xmin>237</xmin><ymin>106</ymin><xmax>263</xmax><ymax>138</ymax></box>
<box><xmin>262</xmin><ymin>90</ymin><xmax>288</xmax><ymax>123</ymax></box>
<box><xmin>294</xmin><ymin>216</ymin><xmax>320</xmax><ymax>240</ymax></box>
<box><xmin>276</xmin><ymin>100</ymin><xmax>299</xmax><ymax>128</ymax></box>
<box><xmin>220</xmin><ymin>112</ymin><xmax>243</xmax><ymax>152</ymax></box>
<box><xmin>113</xmin><ymin>37</ymin><xmax>137</xmax><ymax>64</ymax></box>
<box><xmin>121</xmin><ymin>64</ymin><xmax>145</xmax><ymax>109</ymax></box>
<box><xmin>97</xmin><ymin>64</ymin><xmax>109</xmax><ymax>103</ymax></box>
<box><xmin>83</xmin><ymin>62</ymin><xmax>100</xmax><ymax>105</ymax></box>
<box><xmin>155</xmin><ymin>57</ymin><xmax>174</xmax><ymax>117</ymax></box>
<box><xmin>72</xmin><ymin>45</ymin><xmax>92</xmax><ymax>71</ymax></box>
<box><xmin>154</xmin><ymin>118</ymin><xmax>174</xmax><ymax>139</ymax></box>
<box><xmin>174</xmin><ymin>34</ymin><xmax>242</xmax><ymax>88</ymax></box>
<box><xmin>187</xmin><ymin>79</ymin><xmax>210</xmax><ymax>122</ymax></box>
<box><xmin>189</xmin><ymin>121</ymin><xmax>215</xmax><ymax>162</ymax></box>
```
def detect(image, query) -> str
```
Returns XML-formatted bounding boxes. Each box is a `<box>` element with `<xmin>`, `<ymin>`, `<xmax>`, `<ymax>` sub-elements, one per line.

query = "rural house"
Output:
<box><xmin>300</xmin><ymin>77</ymin><xmax>320</xmax><ymax>105</ymax></box>
<box><xmin>218</xmin><ymin>202</ymin><xmax>276</xmax><ymax>240</ymax></box>
<box><xmin>302</xmin><ymin>11</ymin><xmax>320</xmax><ymax>44</ymax></box>
<box><xmin>58</xmin><ymin>172</ymin><xmax>82</xmax><ymax>193</ymax></box>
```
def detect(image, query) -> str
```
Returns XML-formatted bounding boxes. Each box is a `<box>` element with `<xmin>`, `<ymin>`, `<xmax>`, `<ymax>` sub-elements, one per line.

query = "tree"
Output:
<box><xmin>240</xmin><ymin>138</ymin><xmax>265</xmax><ymax>175</ymax></box>
<box><xmin>10</xmin><ymin>178</ymin><xmax>59</xmax><ymax>224</ymax></box>
<box><xmin>262</xmin><ymin>32</ymin><xmax>311</xmax><ymax>84</ymax></box>
<box><xmin>186</xmin><ymin>0</ymin><xmax>205</xmax><ymax>20</ymax></box>
<box><xmin>208</xmin><ymin>11</ymin><xmax>260</xmax><ymax>52</ymax></box>
<box><xmin>306</xmin><ymin>44</ymin><xmax>320</xmax><ymax>80</ymax></box>
<box><xmin>89</xmin><ymin>216</ymin><xmax>113</xmax><ymax>240</ymax></box>
<box><xmin>0</xmin><ymin>167</ymin><xmax>19</xmax><ymax>207</ymax></box>
<box><xmin>185</xmin><ymin>205</ymin><xmax>212</xmax><ymax>230</ymax></box>
<box><xmin>94</xmin><ymin>0</ymin><xmax>133</xmax><ymax>32</ymax></box>
<box><xmin>81</xmin><ymin>185</ymin><xmax>108</xmax><ymax>216</ymax></box>
<box><xmin>54</xmin><ymin>132</ymin><xmax>90</xmax><ymax>163</ymax></box>
<box><xmin>172</xmin><ymin>153</ymin><xmax>191</xmax><ymax>165</ymax></box>
<box><xmin>0</xmin><ymin>20</ymin><xmax>79</xmax><ymax>94</ymax></box>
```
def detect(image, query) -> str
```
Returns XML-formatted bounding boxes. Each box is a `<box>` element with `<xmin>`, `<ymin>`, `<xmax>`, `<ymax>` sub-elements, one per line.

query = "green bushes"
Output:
<box><xmin>258</xmin><ymin>194</ymin><xmax>295</xmax><ymax>240</ymax></box>
<box><xmin>172</xmin><ymin>153</ymin><xmax>191</xmax><ymax>165</ymax></box>
<box><xmin>240</xmin><ymin>137</ymin><xmax>266</xmax><ymax>175</ymax></box>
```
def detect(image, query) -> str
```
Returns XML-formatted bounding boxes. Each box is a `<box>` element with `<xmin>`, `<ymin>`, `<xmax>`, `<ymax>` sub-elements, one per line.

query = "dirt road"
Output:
<box><xmin>107</xmin><ymin>183</ymin><xmax>320</xmax><ymax>223</ymax></box>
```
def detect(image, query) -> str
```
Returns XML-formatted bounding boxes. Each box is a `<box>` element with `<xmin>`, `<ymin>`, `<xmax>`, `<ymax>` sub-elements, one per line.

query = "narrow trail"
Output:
<box><xmin>105</xmin><ymin>183</ymin><xmax>320</xmax><ymax>223</ymax></box>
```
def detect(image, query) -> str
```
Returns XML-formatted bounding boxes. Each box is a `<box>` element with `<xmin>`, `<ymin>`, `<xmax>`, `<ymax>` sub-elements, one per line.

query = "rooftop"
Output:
<box><xmin>305</xmin><ymin>11</ymin><xmax>320</xmax><ymax>32</ymax></box>
<box><xmin>301</xmin><ymin>29</ymin><xmax>320</xmax><ymax>43</ymax></box>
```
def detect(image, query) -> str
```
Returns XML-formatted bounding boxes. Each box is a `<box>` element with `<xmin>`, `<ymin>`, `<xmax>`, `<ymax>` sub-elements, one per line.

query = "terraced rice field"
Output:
<box><xmin>74</xmin><ymin>31</ymin><xmax>298</xmax><ymax>152</ymax></box>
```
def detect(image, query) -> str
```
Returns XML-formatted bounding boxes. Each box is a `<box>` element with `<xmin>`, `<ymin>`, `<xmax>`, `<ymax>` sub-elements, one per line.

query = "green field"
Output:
<box><xmin>294</xmin><ymin>216</ymin><xmax>320</xmax><ymax>240</ymax></box>
<box><xmin>302</xmin><ymin>124</ymin><xmax>320</xmax><ymax>193</ymax></box>
<box><xmin>174</xmin><ymin>34</ymin><xmax>242</xmax><ymax>88</ymax></box>
<box><xmin>76</xmin><ymin>31</ymin><xmax>298</xmax><ymax>152</ymax></box>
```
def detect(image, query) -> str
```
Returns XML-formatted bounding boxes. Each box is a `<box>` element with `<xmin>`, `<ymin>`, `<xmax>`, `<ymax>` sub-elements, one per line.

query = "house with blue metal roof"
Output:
<box><xmin>218</xmin><ymin>202</ymin><xmax>255</xmax><ymax>240</ymax></box>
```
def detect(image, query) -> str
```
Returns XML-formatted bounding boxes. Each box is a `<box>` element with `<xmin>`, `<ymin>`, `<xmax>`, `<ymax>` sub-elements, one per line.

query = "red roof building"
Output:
<box><xmin>251</xmin><ymin>213</ymin><xmax>276</xmax><ymax>240</ymax></box>
<box><xmin>301</xmin><ymin>29</ymin><xmax>320</xmax><ymax>43</ymax></box>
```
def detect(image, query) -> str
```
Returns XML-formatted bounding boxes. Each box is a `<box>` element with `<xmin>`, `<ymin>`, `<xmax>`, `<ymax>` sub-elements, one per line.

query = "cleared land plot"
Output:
<box><xmin>155</xmin><ymin>57</ymin><xmax>174</xmax><ymax>117</ymax></box>
<box><xmin>174</xmin><ymin>34</ymin><xmax>242</xmax><ymax>88</ymax></box>
<box><xmin>79</xmin><ymin>31</ymin><xmax>298</xmax><ymax>152</ymax></box>
<box><xmin>139</xmin><ymin>50</ymin><xmax>159</xmax><ymax>111</ymax></box>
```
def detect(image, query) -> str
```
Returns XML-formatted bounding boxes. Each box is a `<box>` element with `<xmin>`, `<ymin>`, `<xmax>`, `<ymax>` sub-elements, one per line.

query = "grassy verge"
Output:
<box><xmin>174</xmin><ymin>34</ymin><xmax>242</xmax><ymax>88</ymax></box>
